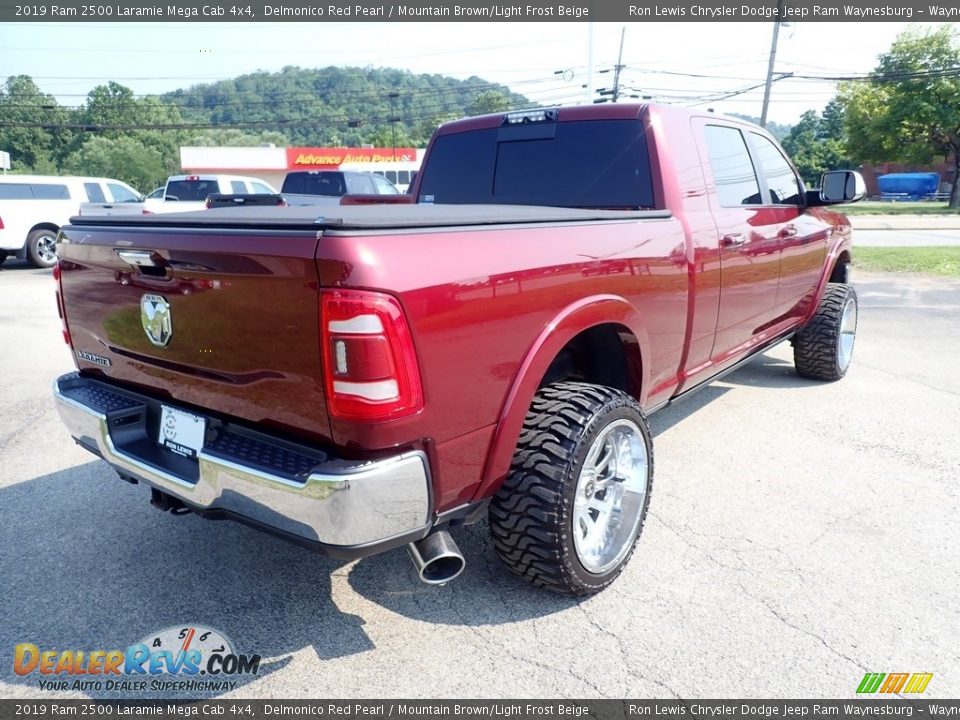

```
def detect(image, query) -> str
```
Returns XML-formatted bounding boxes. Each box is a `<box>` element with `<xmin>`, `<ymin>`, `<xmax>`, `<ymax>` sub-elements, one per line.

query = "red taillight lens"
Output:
<box><xmin>0</xmin><ymin>215</ymin><xmax>5</xmax><ymax>229</ymax></box>
<box><xmin>321</xmin><ymin>289</ymin><xmax>423</xmax><ymax>421</ymax></box>
<box><xmin>53</xmin><ymin>261</ymin><xmax>72</xmax><ymax>347</ymax></box>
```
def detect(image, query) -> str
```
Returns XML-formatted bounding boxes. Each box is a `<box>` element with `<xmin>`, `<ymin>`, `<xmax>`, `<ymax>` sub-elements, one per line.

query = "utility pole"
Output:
<box><xmin>759</xmin><ymin>0</ymin><xmax>786</xmax><ymax>128</ymax></box>
<box><xmin>388</xmin><ymin>92</ymin><xmax>400</xmax><ymax>160</ymax></box>
<box><xmin>612</xmin><ymin>26</ymin><xmax>626</xmax><ymax>102</ymax></box>
<box><xmin>586</xmin><ymin>21</ymin><xmax>594</xmax><ymax>104</ymax></box>
<box><xmin>593</xmin><ymin>27</ymin><xmax>627</xmax><ymax>104</ymax></box>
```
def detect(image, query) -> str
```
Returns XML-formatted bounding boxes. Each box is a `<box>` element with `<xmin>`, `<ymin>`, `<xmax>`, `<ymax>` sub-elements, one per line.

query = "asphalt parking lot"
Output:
<box><xmin>1</xmin><ymin>257</ymin><xmax>957</xmax><ymax>699</ymax></box>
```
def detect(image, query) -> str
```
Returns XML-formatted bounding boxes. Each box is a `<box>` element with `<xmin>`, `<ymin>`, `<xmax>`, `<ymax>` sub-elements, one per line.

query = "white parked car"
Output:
<box><xmin>0</xmin><ymin>175</ymin><xmax>142</xmax><ymax>268</ymax></box>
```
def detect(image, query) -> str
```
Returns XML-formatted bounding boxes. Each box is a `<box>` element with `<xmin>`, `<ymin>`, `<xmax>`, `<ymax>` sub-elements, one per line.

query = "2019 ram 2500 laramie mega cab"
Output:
<box><xmin>52</xmin><ymin>104</ymin><xmax>863</xmax><ymax>595</ymax></box>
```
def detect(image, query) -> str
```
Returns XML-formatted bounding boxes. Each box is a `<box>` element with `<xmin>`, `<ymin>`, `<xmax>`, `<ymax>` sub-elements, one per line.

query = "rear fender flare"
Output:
<box><xmin>473</xmin><ymin>294</ymin><xmax>650</xmax><ymax>501</ymax></box>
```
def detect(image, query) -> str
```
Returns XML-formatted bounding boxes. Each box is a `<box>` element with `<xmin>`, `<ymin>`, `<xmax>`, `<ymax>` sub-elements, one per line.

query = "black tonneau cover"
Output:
<box><xmin>67</xmin><ymin>204</ymin><xmax>671</xmax><ymax>232</ymax></box>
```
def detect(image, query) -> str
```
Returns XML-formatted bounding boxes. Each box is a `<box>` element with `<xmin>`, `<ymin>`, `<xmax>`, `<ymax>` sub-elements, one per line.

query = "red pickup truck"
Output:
<box><xmin>53</xmin><ymin>104</ymin><xmax>863</xmax><ymax>596</ymax></box>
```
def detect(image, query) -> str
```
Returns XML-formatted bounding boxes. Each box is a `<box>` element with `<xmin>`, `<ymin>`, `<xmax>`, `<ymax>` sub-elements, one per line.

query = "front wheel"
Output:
<box><xmin>26</xmin><ymin>228</ymin><xmax>58</xmax><ymax>268</ymax></box>
<box><xmin>793</xmin><ymin>283</ymin><xmax>858</xmax><ymax>381</ymax></box>
<box><xmin>489</xmin><ymin>382</ymin><xmax>653</xmax><ymax>596</ymax></box>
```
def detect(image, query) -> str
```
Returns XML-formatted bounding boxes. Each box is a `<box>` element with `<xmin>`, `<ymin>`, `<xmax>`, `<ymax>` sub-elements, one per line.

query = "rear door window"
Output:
<box><xmin>0</xmin><ymin>183</ymin><xmax>34</xmax><ymax>199</ymax></box>
<box><xmin>703</xmin><ymin>125</ymin><xmax>763</xmax><ymax>207</ymax></box>
<box><xmin>417</xmin><ymin>119</ymin><xmax>655</xmax><ymax>208</ymax></box>
<box><xmin>84</xmin><ymin>182</ymin><xmax>106</xmax><ymax>203</ymax></box>
<box><xmin>230</xmin><ymin>180</ymin><xmax>246</xmax><ymax>194</ymax></box>
<box><xmin>31</xmin><ymin>183</ymin><xmax>70</xmax><ymax>200</ymax></box>
<box><xmin>251</xmin><ymin>181</ymin><xmax>274</xmax><ymax>194</ymax></box>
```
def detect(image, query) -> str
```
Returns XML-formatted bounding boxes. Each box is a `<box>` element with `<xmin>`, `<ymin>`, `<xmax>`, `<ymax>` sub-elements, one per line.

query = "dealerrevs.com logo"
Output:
<box><xmin>13</xmin><ymin>625</ymin><xmax>261</xmax><ymax>693</ymax></box>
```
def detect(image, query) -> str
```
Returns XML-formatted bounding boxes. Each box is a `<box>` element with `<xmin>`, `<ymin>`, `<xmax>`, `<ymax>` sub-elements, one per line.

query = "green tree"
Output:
<box><xmin>63</xmin><ymin>136</ymin><xmax>166</xmax><ymax>192</ymax></box>
<box><xmin>470</xmin><ymin>90</ymin><xmax>511</xmax><ymax>116</ymax></box>
<box><xmin>781</xmin><ymin>104</ymin><xmax>851</xmax><ymax>186</ymax></box>
<box><xmin>838</xmin><ymin>26</ymin><xmax>960</xmax><ymax>207</ymax></box>
<box><xmin>184</xmin><ymin>129</ymin><xmax>290</xmax><ymax>147</ymax></box>
<box><xmin>0</xmin><ymin>75</ymin><xmax>75</xmax><ymax>170</ymax></box>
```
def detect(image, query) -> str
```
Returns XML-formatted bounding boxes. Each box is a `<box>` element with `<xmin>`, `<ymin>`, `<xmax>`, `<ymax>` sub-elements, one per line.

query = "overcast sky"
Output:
<box><xmin>0</xmin><ymin>21</ymin><xmax>951</xmax><ymax>125</ymax></box>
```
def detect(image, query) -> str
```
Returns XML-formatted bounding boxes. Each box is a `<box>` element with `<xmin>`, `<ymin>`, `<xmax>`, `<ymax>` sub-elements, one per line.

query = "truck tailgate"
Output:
<box><xmin>57</xmin><ymin>223</ymin><xmax>331</xmax><ymax>441</ymax></box>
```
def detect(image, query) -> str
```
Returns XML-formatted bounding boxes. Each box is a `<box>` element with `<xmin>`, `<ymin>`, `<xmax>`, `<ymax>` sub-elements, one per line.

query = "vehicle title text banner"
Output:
<box><xmin>3</xmin><ymin>699</ymin><xmax>960</xmax><ymax>719</ymax></box>
<box><xmin>0</xmin><ymin>0</ymin><xmax>945</xmax><ymax>22</ymax></box>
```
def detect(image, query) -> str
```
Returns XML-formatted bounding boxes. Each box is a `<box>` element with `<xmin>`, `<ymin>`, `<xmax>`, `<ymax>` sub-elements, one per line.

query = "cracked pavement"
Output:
<box><xmin>1</xmin><ymin>259</ymin><xmax>957</xmax><ymax>699</ymax></box>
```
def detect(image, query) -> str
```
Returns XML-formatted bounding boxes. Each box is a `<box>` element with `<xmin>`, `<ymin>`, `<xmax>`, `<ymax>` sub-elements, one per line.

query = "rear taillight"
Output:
<box><xmin>0</xmin><ymin>215</ymin><xmax>5</xmax><ymax>229</ymax></box>
<box><xmin>321</xmin><ymin>289</ymin><xmax>423</xmax><ymax>421</ymax></box>
<box><xmin>53</xmin><ymin>261</ymin><xmax>72</xmax><ymax>347</ymax></box>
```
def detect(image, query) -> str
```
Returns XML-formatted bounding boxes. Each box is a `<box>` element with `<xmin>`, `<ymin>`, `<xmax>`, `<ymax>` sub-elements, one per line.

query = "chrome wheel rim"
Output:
<box><xmin>572</xmin><ymin>418</ymin><xmax>649</xmax><ymax>574</ymax></box>
<box><xmin>838</xmin><ymin>296</ymin><xmax>857</xmax><ymax>371</ymax></box>
<box><xmin>36</xmin><ymin>234</ymin><xmax>57</xmax><ymax>264</ymax></box>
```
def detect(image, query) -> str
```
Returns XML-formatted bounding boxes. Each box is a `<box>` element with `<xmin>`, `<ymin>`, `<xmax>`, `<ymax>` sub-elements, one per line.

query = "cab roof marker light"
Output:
<box><xmin>504</xmin><ymin>109</ymin><xmax>558</xmax><ymax>125</ymax></box>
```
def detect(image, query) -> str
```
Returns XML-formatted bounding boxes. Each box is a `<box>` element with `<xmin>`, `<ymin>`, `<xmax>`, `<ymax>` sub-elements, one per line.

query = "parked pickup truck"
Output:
<box><xmin>52</xmin><ymin>104</ymin><xmax>863</xmax><ymax>596</ymax></box>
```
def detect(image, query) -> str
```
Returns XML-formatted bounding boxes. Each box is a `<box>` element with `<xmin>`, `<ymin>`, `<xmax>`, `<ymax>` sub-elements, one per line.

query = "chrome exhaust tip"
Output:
<box><xmin>407</xmin><ymin>530</ymin><xmax>465</xmax><ymax>585</ymax></box>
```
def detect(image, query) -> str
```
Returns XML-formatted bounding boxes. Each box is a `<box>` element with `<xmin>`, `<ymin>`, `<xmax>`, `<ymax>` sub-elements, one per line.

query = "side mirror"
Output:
<box><xmin>820</xmin><ymin>170</ymin><xmax>866</xmax><ymax>204</ymax></box>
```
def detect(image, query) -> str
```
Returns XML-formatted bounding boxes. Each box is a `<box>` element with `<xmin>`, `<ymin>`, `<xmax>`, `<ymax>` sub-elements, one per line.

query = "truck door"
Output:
<box><xmin>698</xmin><ymin>122</ymin><xmax>782</xmax><ymax>362</ymax></box>
<box><xmin>746</xmin><ymin>131</ymin><xmax>829</xmax><ymax>320</ymax></box>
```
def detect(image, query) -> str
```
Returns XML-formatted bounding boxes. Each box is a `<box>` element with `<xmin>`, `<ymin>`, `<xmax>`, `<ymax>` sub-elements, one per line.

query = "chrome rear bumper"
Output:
<box><xmin>54</xmin><ymin>373</ymin><xmax>431</xmax><ymax>553</ymax></box>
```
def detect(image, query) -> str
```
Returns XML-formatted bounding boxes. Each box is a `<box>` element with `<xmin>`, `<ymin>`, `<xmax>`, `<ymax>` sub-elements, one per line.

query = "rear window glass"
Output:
<box><xmin>32</xmin><ymin>183</ymin><xmax>70</xmax><ymax>200</ymax></box>
<box><xmin>282</xmin><ymin>172</ymin><xmax>345</xmax><ymax>196</ymax></box>
<box><xmin>417</xmin><ymin>119</ymin><xmax>655</xmax><ymax>209</ymax></box>
<box><xmin>166</xmin><ymin>179</ymin><xmax>219</xmax><ymax>202</ymax></box>
<box><xmin>0</xmin><ymin>183</ymin><xmax>35</xmax><ymax>199</ymax></box>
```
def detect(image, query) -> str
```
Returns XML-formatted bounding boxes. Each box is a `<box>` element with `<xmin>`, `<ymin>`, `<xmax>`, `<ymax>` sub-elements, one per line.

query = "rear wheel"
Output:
<box><xmin>489</xmin><ymin>382</ymin><xmax>653</xmax><ymax>596</ymax></box>
<box><xmin>794</xmin><ymin>283</ymin><xmax>858</xmax><ymax>381</ymax></box>
<box><xmin>26</xmin><ymin>228</ymin><xmax>58</xmax><ymax>268</ymax></box>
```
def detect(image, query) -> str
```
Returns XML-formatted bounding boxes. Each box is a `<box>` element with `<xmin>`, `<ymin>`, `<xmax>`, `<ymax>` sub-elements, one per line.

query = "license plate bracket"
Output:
<box><xmin>158</xmin><ymin>405</ymin><xmax>206</xmax><ymax>458</ymax></box>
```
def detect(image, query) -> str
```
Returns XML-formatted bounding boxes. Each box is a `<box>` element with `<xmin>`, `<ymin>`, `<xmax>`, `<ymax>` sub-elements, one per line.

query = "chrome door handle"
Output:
<box><xmin>778</xmin><ymin>225</ymin><xmax>798</xmax><ymax>239</ymax></box>
<box><xmin>721</xmin><ymin>233</ymin><xmax>746</xmax><ymax>247</ymax></box>
<box><xmin>115</xmin><ymin>250</ymin><xmax>160</xmax><ymax>267</ymax></box>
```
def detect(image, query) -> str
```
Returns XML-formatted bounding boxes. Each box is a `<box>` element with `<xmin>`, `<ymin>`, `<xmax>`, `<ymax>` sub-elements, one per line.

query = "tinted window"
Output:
<box><xmin>751</xmin><ymin>133</ymin><xmax>803</xmax><ymax>205</ymax></box>
<box><xmin>84</xmin><ymin>182</ymin><xmax>106</xmax><ymax>203</ymax></box>
<box><xmin>398</xmin><ymin>171</ymin><xmax>411</xmax><ymax>185</ymax></box>
<box><xmin>230</xmin><ymin>180</ymin><xmax>246</xmax><ymax>194</ymax></box>
<box><xmin>251</xmin><ymin>182</ymin><xmax>274</xmax><ymax>194</ymax></box>
<box><xmin>417</xmin><ymin>119</ymin><xmax>655</xmax><ymax>208</ymax></box>
<box><xmin>345</xmin><ymin>173</ymin><xmax>375</xmax><ymax>195</ymax></box>
<box><xmin>282</xmin><ymin>172</ymin><xmax>345</xmax><ymax>196</ymax></box>
<box><xmin>385</xmin><ymin>171</ymin><xmax>398</xmax><ymax>183</ymax></box>
<box><xmin>108</xmin><ymin>182</ymin><xmax>139</xmax><ymax>202</ymax></box>
<box><xmin>32</xmin><ymin>183</ymin><xmax>70</xmax><ymax>200</ymax></box>
<box><xmin>0</xmin><ymin>183</ymin><xmax>34</xmax><ymax>199</ymax></box>
<box><xmin>166</xmin><ymin>179</ymin><xmax>219</xmax><ymax>202</ymax></box>
<box><xmin>704</xmin><ymin>126</ymin><xmax>762</xmax><ymax>207</ymax></box>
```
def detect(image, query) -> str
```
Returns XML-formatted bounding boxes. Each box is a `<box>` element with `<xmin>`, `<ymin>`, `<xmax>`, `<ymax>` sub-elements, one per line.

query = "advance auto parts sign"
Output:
<box><xmin>12</xmin><ymin>625</ymin><xmax>261</xmax><ymax>693</ymax></box>
<box><xmin>286</xmin><ymin>147</ymin><xmax>416</xmax><ymax>167</ymax></box>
